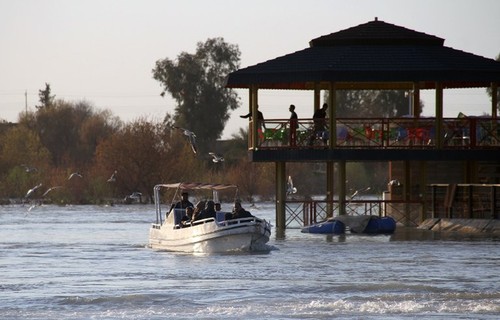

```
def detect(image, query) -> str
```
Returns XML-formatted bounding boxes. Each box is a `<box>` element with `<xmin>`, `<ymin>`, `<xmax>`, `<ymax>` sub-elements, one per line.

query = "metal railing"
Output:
<box><xmin>252</xmin><ymin>117</ymin><xmax>500</xmax><ymax>150</ymax></box>
<box><xmin>285</xmin><ymin>199</ymin><xmax>423</xmax><ymax>228</ymax></box>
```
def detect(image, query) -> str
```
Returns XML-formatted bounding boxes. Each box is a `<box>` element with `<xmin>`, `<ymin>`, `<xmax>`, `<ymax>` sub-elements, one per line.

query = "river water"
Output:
<box><xmin>1</xmin><ymin>203</ymin><xmax>499</xmax><ymax>319</ymax></box>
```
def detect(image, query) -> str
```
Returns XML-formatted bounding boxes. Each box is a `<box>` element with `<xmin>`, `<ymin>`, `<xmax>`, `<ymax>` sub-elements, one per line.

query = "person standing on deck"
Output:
<box><xmin>289</xmin><ymin>104</ymin><xmax>298</xmax><ymax>146</ymax></box>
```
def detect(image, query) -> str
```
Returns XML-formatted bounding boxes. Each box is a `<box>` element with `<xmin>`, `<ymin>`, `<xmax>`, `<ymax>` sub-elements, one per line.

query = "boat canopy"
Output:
<box><xmin>156</xmin><ymin>182</ymin><xmax>238</xmax><ymax>191</ymax></box>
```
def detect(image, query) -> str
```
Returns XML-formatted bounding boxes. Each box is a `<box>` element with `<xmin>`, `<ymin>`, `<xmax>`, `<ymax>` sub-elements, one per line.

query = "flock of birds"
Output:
<box><xmin>21</xmin><ymin>124</ymin><xmax>298</xmax><ymax>206</ymax></box>
<box><xmin>22</xmin><ymin>167</ymin><xmax>141</xmax><ymax>209</ymax></box>
<box><xmin>23</xmin><ymin>170</ymin><xmax>85</xmax><ymax>202</ymax></box>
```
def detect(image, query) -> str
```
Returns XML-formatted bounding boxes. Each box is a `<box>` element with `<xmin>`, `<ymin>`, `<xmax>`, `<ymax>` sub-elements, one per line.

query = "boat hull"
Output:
<box><xmin>149</xmin><ymin>217</ymin><xmax>271</xmax><ymax>253</ymax></box>
<box><xmin>361</xmin><ymin>216</ymin><xmax>397</xmax><ymax>234</ymax></box>
<box><xmin>301</xmin><ymin>220</ymin><xmax>345</xmax><ymax>234</ymax></box>
<box><xmin>301</xmin><ymin>216</ymin><xmax>396</xmax><ymax>234</ymax></box>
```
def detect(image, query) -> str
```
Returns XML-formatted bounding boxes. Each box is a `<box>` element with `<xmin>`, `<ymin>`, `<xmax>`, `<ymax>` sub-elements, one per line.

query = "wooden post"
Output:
<box><xmin>326</xmin><ymin>161</ymin><xmax>335</xmax><ymax>218</ymax></box>
<box><xmin>435</xmin><ymin>82</ymin><xmax>443</xmax><ymax>148</ymax></box>
<box><xmin>314</xmin><ymin>83</ymin><xmax>321</xmax><ymax>111</ymax></box>
<box><xmin>329</xmin><ymin>82</ymin><xmax>337</xmax><ymax>147</ymax></box>
<box><xmin>492</xmin><ymin>82</ymin><xmax>498</xmax><ymax>119</ymax></box>
<box><xmin>338</xmin><ymin>160</ymin><xmax>347</xmax><ymax>216</ymax></box>
<box><xmin>404</xmin><ymin>160</ymin><xmax>411</xmax><ymax>225</ymax></box>
<box><xmin>413</xmin><ymin>82</ymin><xmax>421</xmax><ymax>117</ymax></box>
<box><xmin>275</xmin><ymin>161</ymin><xmax>286</xmax><ymax>230</ymax></box>
<box><xmin>251</xmin><ymin>86</ymin><xmax>258</xmax><ymax>150</ymax></box>
<box><xmin>491</xmin><ymin>186</ymin><xmax>497</xmax><ymax>219</ymax></box>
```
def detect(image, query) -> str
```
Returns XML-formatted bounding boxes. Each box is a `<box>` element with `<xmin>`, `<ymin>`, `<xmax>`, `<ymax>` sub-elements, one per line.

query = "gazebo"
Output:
<box><xmin>225</xmin><ymin>18</ymin><xmax>500</xmax><ymax>230</ymax></box>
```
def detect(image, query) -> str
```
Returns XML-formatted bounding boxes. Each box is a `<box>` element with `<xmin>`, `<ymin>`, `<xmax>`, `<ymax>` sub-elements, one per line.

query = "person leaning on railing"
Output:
<box><xmin>308</xmin><ymin>103</ymin><xmax>328</xmax><ymax>146</ymax></box>
<box><xmin>240</xmin><ymin>105</ymin><xmax>266</xmax><ymax>139</ymax></box>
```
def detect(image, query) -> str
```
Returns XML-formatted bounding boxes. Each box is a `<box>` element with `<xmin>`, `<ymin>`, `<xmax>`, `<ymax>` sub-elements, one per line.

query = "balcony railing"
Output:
<box><xmin>250</xmin><ymin>117</ymin><xmax>500</xmax><ymax>150</ymax></box>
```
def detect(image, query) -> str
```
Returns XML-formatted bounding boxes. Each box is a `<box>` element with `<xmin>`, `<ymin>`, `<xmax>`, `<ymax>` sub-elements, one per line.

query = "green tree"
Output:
<box><xmin>36</xmin><ymin>83</ymin><xmax>55</xmax><ymax>109</ymax></box>
<box><xmin>19</xmin><ymin>99</ymin><xmax>120</xmax><ymax>167</ymax></box>
<box><xmin>152</xmin><ymin>37</ymin><xmax>241</xmax><ymax>152</ymax></box>
<box><xmin>0</xmin><ymin>125</ymin><xmax>51</xmax><ymax>198</ymax></box>
<box><xmin>331</xmin><ymin>90</ymin><xmax>419</xmax><ymax>117</ymax></box>
<box><xmin>94</xmin><ymin>118</ymin><xmax>191</xmax><ymax>202</ymax></box>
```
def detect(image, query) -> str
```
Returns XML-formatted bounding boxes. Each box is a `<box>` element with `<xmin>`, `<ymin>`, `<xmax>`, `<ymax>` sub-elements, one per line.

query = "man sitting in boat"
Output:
<box><xmin>227</xmin><ymin>201</ymin><xmax>254</xmax><ymax>220</ymax></box>
<box><xmin>180</xmin><ymin>206</ymin><xmax>194</xmax><ymax>227</ymax></box>
<box><xmin>193</xmin><ymin>200</ymin><xmax>217</xmax><ymax>221</ymax></box>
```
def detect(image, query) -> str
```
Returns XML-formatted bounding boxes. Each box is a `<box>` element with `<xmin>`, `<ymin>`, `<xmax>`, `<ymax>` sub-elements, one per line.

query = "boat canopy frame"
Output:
<box><xmin>153</xmin><ymin>182</ymin><xmax>239</xmax><ymax>224</ymax></box>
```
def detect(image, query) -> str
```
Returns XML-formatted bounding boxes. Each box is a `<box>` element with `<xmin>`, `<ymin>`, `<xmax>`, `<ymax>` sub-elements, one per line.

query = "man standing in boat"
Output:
<box><xmin>173</xmin><ymin>192</ymin><xmax>194</xmax><ymax>209</ymax></box>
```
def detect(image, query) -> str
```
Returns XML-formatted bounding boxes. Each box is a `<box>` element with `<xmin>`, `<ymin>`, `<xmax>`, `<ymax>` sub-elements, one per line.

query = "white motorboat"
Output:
<box><xmin>148</xmin><ymin>182</ymin><xmax>272</xmax><ymax>253</ymax></box>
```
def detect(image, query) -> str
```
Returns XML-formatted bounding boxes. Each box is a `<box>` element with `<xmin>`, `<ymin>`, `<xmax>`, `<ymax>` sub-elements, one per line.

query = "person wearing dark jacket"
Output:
<box><xmin>230</xmin><ymin>201</ymin><xmax>254</xmax><ymax>219</ymax></box>
<box><xmin>200</xmin><ymin>200</ymin><xmax>217</xmax><ymax>220</ymax></box>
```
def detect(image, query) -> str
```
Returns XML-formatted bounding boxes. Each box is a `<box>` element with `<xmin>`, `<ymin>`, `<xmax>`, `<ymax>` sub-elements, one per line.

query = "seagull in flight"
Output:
<box><xmin>286</xmin><ymin>176</ymin><xmax>297</xmax><ymax>195</ymax></box>
<box><xmin>107</xmin><ymin>170</ymin><xmax>117</xmax><ymax>182</ymax></box>
<box><xmin>349</xmin><ymin>187</ymin><xmax>371</xmax><ymax>200</ymax></box>
<box><xmin>25</xmin><ymin>183</ymin><xmax>43</xmax><ymax>199</ymax></box>
<box><xmin>128</xmin><ymin>192</ymin><xmax>142</xmax><ymax>199</ymax></box>
<box><xmin>208</xmin><ymin>152</ymin><xmax>224</xmax><ymax>163</ymax></box>
<box><xmin>42</xmin><ymin>186</ymin><xmax>62</xmax><ymax>197</ymax></box>
<box><xmin>21</xmin><ymin>164</ymin><xmax>38</xmax><ymax>173</ymax></box>
<box><xmin>173</xmin><ymin>126</ymin><xmax>197</xmax><ymax>155</ymax></box>
<box><xmin>68</xmin><ymin>172</ymin><xmax>83</xmax><ymax>180</ymax></box>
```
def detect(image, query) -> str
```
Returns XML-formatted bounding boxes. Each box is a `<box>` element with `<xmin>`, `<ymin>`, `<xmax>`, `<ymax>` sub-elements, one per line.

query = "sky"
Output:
<box><xmin>1</xmin><ymin>0</ymin><xmax>499</xmax><ymax>139</ymax></box>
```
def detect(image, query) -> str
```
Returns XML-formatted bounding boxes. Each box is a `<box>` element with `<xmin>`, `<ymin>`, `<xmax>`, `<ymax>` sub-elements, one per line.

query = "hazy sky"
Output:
<box><xmin>1</xmin><ymin>0</ymin><xmax>499</xmax><ymax>138</ymax></box>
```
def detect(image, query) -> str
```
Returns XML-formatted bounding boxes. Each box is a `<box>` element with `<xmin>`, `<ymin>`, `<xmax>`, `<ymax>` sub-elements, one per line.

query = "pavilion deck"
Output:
<box><xmin>255</xmin><ymin>116</ymin><xmax>500</xmax><ymax>150</ymax></box>
<box><xmin>249</xmin><ymin>116</ymin><xmax>500</xmax><ymax>162</ymax></box>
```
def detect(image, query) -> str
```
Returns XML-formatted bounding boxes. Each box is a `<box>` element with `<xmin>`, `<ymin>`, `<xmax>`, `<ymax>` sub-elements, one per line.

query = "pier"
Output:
<box><xmin>225</xmin><ymin>18</ymin><xmax>500</xmax><ymax>232</ymax></box>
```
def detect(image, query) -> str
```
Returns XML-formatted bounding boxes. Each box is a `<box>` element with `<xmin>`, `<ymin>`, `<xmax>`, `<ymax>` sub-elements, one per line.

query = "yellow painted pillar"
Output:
<box><xmin>435</xmin><ymin>82</ymin><xmax>443</xmax><ymax>148</ymax></box>
<box><xmin>492</xmin><ymin>82</ymin><xmax>498</xmax><ymax>119</ymax></box>
<box><xmin>413</xmin><ymin>82</ymin><xmax>420</xmax><ymax>117</ymax></box>
<box><xmin>251</xmin><ymin>85</ymin><xmax>259</xmax><ymax>150</ymax></box>
<box><xmin>329</xmin><ymin>82</ymin><xmax>337</xmax><ymax>147</ymax></box>
<box><xmin>338</xmin><ymin>160</ymin><xmax>347</xmax><ymax>216</ymax></box>
<box><xmin>275</xmin><ymin>161</ymin><xmax>286</xmax><ymax>230</ymax></box>
<box><xmin>326</xmin><ymin>161</ymin><xmax>335</xmax><ymax>218</ymax></box>
<box><xmin>314</xmin><ymin>83</ymin><xmax>321</xmax><ymax>111</ymax></box>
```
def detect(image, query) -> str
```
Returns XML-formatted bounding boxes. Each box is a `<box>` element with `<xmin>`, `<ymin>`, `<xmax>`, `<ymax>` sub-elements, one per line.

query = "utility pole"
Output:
<box><xmin>25</xmin><ymin>90</ymin><xmax>28</xmax><ymax>114</ymax></box>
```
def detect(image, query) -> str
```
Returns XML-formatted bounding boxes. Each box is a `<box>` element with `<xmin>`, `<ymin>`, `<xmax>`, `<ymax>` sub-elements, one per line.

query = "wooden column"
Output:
<box><xmin>435</xmin><ymin>83</ymin><xmax>443</xmax><ymax>148</ymax></box>
<box><xmin>413</xmin><ymin>82</ymin><xmax>421</xmax><ymax>117</ymax></box>
<box><xmin>314</xmin><ymin>83</ymin><xmax>321</xmax><ymax>111</ymax></box>
<box><xmin>328</xmin><ymin>82</ymin><xmax>336</xmax><ymax>147</ymax></box>
<box><xmin>275</xmin><ymin>161</ymin><xmax>286</xmax><ymax>230</ymax></box>
<box><xmin>492</xmin><ymin>82</ymin><xmax>498</xmax><ymax>119</ymax></box>
<box><xmin>250</xmin><ymin>85</ymin><xmax>258</xmax><ymax>150</ymax></box>
<box><xmin>404</xmin><ymin>160</ymin><xmax>411</xmax><ymax>225</ymax></box>
<box><xmin>326</xmin><ymin>161</ymin><xmax>335</xmax><ymax>218</ymax></box>
<box><xmin>338</xmin><ymin>160</ymin><xmax>347</xmax><ymax>216</ymax></box>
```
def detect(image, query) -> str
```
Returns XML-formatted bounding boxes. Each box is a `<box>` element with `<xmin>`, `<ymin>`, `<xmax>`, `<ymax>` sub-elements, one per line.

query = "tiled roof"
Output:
<box><xmin>226</xmin><ymin>19</ymin><xmax>500</xmax><ymax>90</ymax></box>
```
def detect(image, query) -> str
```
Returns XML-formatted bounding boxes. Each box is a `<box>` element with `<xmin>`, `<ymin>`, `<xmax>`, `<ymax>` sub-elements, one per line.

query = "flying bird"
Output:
<box><xmin>128</xmin><ymin>192</ymin><xmax>142</xmax><ymax>199</ymax></box>
<box><xmin>124</xmin><ymin>191</ymin><xmax>142</xmax><ymax>203</ymax></box>
<box><xmin>388</xmin><ymin>179</ymin><xmax>401</xmax><ymax>186</ymax></box>
<box><xmin>173</xmin><ymin>126</ymin><xmax>197</xmax><ymax>155</ymax></box>
<box><xmin>286</xmin><ymin>176</ymin><xmax>297</xmax><ymax>195</ymax></box>
<box><xmin>42</xmin><ymin>186</ymin><xmax>62</xmax><ymax>197</ymax></box>
<box><xmin>68</xmin><ymin>172</ymin><xmax>83</xmax><ymax>180</ymax></box>
<box><xmin>350</xmin><ymin>187</ymin><xmax>371</xmax><ymax>200</ymax></box>
<box><xmin>107</xmin><ymin>170</ymin><xmax>117</xmax><ymax>182</ymax></box>
<box><xmin>21</xmin><ymin>164</ymin><xmax>38</xmax><ymax>173</ymax></box>
<box><xmin>208</xmin><ymin>152</ymin><xmax>224</xmax><ymax>163</ymax></box>
<box><xmin>25</xmin><ymin>183</ymin><xmax>43</xmax><ymax>199</ymax></box>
